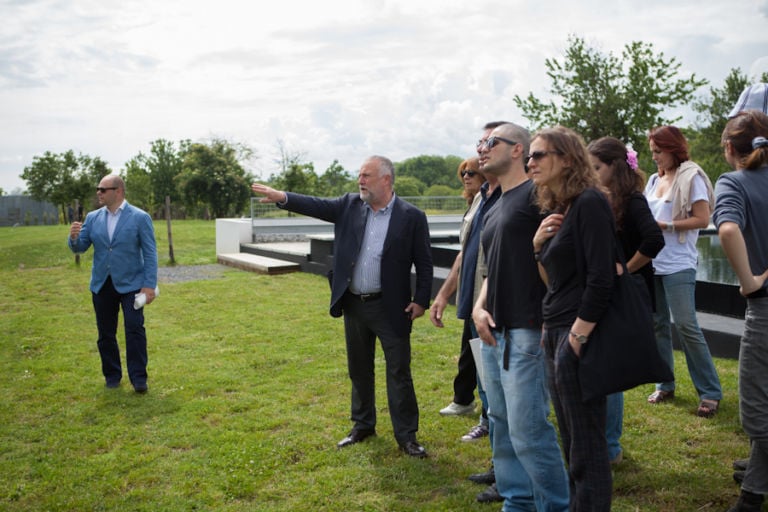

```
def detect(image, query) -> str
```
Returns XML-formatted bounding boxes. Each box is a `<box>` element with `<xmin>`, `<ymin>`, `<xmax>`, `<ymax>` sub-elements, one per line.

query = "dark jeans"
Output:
<box><xmin>92</xmin><ymin>276</ymin><xmax>148</xmax><ymax>386</ymax></box>
<box><xmin>543</xmin><ymin>326</ymin><xmax>611</xmax><ymax>512</ymax></box>
<box><xmin>342</xmin><ymin>294</ymin><xmax>419</xmax><ymax>445</ymax></box>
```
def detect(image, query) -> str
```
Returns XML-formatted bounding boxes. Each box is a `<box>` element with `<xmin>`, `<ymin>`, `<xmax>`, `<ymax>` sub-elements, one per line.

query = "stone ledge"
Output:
<box><xmin>217</xmin><ymin>253</ymin><xmax>300</xmax><ymax>275</ymax></box>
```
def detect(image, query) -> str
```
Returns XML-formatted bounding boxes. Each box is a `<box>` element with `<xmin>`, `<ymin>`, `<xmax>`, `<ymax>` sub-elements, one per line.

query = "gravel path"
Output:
<box><xmin>157</xmin><ymin>264</ymin><xmax>230</xmax><ymax>284</ymax></box>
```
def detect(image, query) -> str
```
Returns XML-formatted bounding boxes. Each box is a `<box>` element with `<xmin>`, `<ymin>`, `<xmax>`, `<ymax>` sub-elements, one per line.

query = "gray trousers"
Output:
<box><xmin>740</xmin><ymin>297</ymin><xmax>768</xmax><ymax>495</ymax></box>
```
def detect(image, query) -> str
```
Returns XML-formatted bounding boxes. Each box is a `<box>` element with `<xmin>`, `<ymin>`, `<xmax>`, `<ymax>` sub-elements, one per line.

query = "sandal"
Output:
<box><xmin>648</xmin><ymin>390</ymin><xmax>674</xmax><ymax>404</ymax></box>
<box><xmin>697</xmin><ymin>399</ymin><xmax>719</xmax><ymax>418</ymax></box>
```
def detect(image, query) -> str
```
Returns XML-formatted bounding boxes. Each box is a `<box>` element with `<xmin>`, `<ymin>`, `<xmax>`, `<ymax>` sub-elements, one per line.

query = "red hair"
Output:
<box><xmin>648</xmin><ymin>125</ymin><xmax>689</xmax><ymax>170</ymax></box>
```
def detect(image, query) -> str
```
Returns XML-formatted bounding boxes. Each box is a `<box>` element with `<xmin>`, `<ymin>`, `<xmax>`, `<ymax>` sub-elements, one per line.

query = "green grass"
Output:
<box><xmin>0</xmin><ymin>221</ymin><xmax>750</xmax><ymax>511</ymax></box>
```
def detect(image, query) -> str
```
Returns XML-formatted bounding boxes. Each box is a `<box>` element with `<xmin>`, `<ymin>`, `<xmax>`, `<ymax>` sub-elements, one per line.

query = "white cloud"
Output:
<box><xmin>1</xmin><ymin>0</ymin><xmax>767</xmax><ymax>193</ymax></box>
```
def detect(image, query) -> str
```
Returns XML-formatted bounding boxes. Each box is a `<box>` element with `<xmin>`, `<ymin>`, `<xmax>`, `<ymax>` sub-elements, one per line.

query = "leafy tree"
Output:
<box><xmin>21</xmin><ymin>150</ymin><xmax>112</xmax><ymax>220</ymax></box>
<box><xmin>146</xmin><ymin>139</ymin><xmax>187</xmax><ymax>206</ymax></box>
<box><xmin>514</xmin><ymin>35</ymin><xmax>707</xmax><ymax>155</ymax></box>
<box><xmin>316</xmin><ymin>159</ymin><xmax>355</xmax><ymax>197</ymax></box>
<box><xmin>424</xmin><ymin>184</ymin><xmax>460</xmax><ymax>197</ymax></box>
<box><xmin>177</xmin><ymin>139</ymin><xmax>254</xmax><ymax>218</ymax></box>
<box><xmin>268</xmin><ymin>141</ymin><xmax>319</xmax><ymax>195</ymax></box>
<box><xmin>123</xmin><ymin>157</ymin><xmax>154</xmax><ymax>213</ymax></box>
<box><xmin>396</xmin><ymin>155</ymin><xmax>464</xmax><ymax>188</ymax></box>
<box><xmin>393</xmin><ymin>175</ymin><xmax>425</xmax><ymax>197</ymax></box>
<box><xmin>687</xmin><ymin>68</ymin><xmax>768</xmax><ymax>183</ymax></box>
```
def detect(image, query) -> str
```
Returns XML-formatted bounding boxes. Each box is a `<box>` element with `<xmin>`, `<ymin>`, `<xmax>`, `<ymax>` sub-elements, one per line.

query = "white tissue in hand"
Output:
<box><xmin>134</xmin><ymin>286</ymin><xmax>160</xmax><ymax>310</ymax></box>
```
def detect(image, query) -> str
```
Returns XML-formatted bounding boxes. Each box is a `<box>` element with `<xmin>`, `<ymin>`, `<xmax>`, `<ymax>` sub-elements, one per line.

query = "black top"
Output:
<box><xmin>618</xmin><ymin>192</ymin><xmax>665</xmax><ymax>309</ymax></box>
<box><xmin>540</xmin><ymin>188</ymin><xmax>616</xmax><ymax>328</ymax></box>
<box><xmin>481</xmin><ymin>180</ymin><xmax>545</xmax><ymax>329</ymax></box>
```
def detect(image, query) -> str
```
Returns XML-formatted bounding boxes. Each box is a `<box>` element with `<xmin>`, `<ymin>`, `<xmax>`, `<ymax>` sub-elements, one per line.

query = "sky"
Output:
<box><xmin>2</xmin><ymin>0</ymin><xmax>768</xmax><ymax>194</ymax></box>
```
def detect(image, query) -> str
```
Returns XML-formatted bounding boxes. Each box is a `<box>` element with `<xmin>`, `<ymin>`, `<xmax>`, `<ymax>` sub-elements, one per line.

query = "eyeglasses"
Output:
<box><xmin>96</xmin><ymin>187</ymin><xmax>117</xmax><ymax>193</ymax></box>
<box><xmin>477</xmin><ymin>136</ymin><xmax>518</xmax><ymax>150</ymax></box>
<box><xmin>525</xmin><ymin>151</ymin><xmax>562</xmax><ymax>163</ymax></box>
<box><xmin>460</xmin><ymin>170</ymin><xmax>478</xmax><ymax>178</ymax></box>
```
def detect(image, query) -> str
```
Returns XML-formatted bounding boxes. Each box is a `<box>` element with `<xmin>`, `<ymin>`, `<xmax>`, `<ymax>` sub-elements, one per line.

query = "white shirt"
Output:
<box><xmin>106</xmin><ymin>200</ymin><xmax>127</xmax><ymax>242</ymax></box>
<box><xmin>645</xmin><ymin>174</ymin><xmax>707</xmax><ymax>275</ymax></box>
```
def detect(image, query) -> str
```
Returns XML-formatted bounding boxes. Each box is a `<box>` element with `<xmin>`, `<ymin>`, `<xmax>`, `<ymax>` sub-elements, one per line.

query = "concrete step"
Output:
<box><xmin>217</xmin><ymin>253</ymin><xmax>300</xmax><ymax>275</ymax></box>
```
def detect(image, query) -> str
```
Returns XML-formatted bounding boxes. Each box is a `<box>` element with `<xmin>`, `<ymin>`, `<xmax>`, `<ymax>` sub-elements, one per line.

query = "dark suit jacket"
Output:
<box><xmin>280</xmin><ymin>192</ymin><xmax>433</xmax><ymax>336</ymax></box>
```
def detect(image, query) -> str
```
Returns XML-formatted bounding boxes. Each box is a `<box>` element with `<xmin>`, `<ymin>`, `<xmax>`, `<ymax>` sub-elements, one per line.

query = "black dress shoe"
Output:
<box><xmin>133</xmin><ymin>383</ymin><xmax>148</xmax><ymax>394</ymax></box>
<box><xmin>399</xmin><ymin>440</ymin><xmax>427</xmax><ymax>458</ymax></box>
<box><xmin>476</xmin><ymin>483</ymin><xmax>503</xmax><ymax>503</ymax></box>
<box><xmin>733</xmin><ymin>458</ymin><xmax>749</xmax><ymax>471</ymax></box>
<box><xmin>337</xmin><ymin>429</ymin><xmax>376</xmax><ymax>448</ymax></box>
<box><xmin>468</xmin><ymin>466</ymin><xmax>495</xmax><ymax>484</ymax></box>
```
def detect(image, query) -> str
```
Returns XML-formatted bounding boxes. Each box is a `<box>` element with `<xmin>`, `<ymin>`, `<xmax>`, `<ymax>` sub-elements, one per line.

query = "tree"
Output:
<box><xmin>177</xmin><ymin>139</ymin><xmax>254</xmax><ymax>218</ymax></box>
<box><xmin>21</xmin><ymin>150</ymin><xmax>112</xmax><ymax>220</ymax></box>
<box><xmin>316</xmin><ymin>159</ymin><xmax>355</xmax><ymax>197</ymax></box>
<box><xmin>514</xmin><ymin>35</ymin><xmax>708</xmax><ymax>154</ymax></box>
<box><xmin>267</xmin><ymin>141</ymin><xmax>319</xmax><ymax>195</ymax></box>
<box><xmin>393</xmin><ymin>175</ymin><xmax>425</xmax><ymax>197</ymax></box>
<box><xmin>687</xmin><ymin>68</ymin><xmax>768</xmax><ymax>183</ymax></box>
<box><xmin>123</xmin><ymin>156</ymin><xmax>154</xmax><ymax>213</ymax></box>
<box><xmin>396</xmin><ymin>155</ymin><xmax>463</xmax><ymax>188</ymax></box>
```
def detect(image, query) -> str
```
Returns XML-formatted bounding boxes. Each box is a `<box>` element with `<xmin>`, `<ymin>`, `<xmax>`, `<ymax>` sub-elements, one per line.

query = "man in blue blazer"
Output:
<box><xmin>68</xmin><ymin>175</ymin><xmax>158</xmax><ymax>393</ymax></box>
<box><xmin>252</xmin><ymin>155</ymin><xmax>433</xmax><ymax>457</ymax></box>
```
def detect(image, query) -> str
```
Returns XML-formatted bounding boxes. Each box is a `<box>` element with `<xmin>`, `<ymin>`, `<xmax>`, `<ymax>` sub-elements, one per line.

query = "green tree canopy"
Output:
<box><xmin>21</xmin><ymin>150</ymin><xmax>111</xmax><ymax>219</ymax></box>
<box><xmin>393</xmin><ymin>175</ymin><xmax>425</xmax><ymax>197</ymax></box>
<box><xmin>514</xmin><ymin>35</ymin><xmax>707</xmax><ymax>154</ymax></box>
<box><xmin>177</xmin><ymin>139</ymin><xmax>254</xmax><ymax>218</ymax></box>
<box><xmin>396</xmin><ymin>155</ymin><xmax>464</xmax><ymax>188</ymax></box>
<box><xmin>687</xmin><ymin>68</ymin><xmax>768</xmax><ymax>183</ymax></box>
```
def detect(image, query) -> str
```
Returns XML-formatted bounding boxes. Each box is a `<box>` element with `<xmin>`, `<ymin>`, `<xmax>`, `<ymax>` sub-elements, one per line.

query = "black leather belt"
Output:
<box><xmin>350</xmin><ymin>292</ymin><xmax>383</xmax><ymax>302</ymax></box>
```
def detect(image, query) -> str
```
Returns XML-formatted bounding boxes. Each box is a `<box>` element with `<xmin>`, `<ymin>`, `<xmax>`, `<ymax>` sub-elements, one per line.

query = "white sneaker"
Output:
<box><xmin>461</xmin><ymin>424</ymin><xmax>489</xmax><ymax>442</ymax></box>
<box><xmin>439</xmin><ymin>401</ymin><xmax>476</xmax><ymax>416</ymax></box>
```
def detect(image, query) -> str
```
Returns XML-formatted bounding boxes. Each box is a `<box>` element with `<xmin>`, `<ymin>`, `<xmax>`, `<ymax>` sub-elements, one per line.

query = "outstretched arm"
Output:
<box><xmin>251</xmin><ymin>183</ymin><xmax>287</xmax><ymax>204</ymax></box>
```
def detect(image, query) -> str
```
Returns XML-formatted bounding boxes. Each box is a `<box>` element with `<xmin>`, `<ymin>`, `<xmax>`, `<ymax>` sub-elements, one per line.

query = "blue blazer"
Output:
<box><xmin>280</xmin><ymin>192</ymin><xmax>433</xmax><ymax>337</ymax></box>
<box><xmin>68</xmin><ymin>202</ymin><xmax>158</xmax><ymax>294</ymax></box>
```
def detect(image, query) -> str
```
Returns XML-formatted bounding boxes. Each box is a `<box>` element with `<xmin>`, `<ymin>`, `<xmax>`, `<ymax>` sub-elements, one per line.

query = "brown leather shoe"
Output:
<box><xmin>337</xmin><ymin>429</ymin><xmax>376</xmax><ymax>448</ymax></box>
<box><xmin>399</xmin><ymin>440</ymin><xmax>428</xmax><ymax>458</ymax></box>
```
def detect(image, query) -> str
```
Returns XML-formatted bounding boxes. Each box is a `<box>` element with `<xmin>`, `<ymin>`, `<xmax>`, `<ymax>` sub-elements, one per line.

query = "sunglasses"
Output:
<box><xmin>525</xmin><ymin>150</ymin><xmax>562</xmax><ymax>163</ymax></box>
<box><xmin>477</xmin><ymin>136</ymin><xmax>518</xmax><ymax>150</ymax></box>
<box><xmin>96</xmin><ymin>187</ymin><xmax>118</xmax><ymax>193</ymax></box>
<box><xmin>461</xmin><ymin>170</ymin><xmax>479</xmax><ymax>178</ymax></box>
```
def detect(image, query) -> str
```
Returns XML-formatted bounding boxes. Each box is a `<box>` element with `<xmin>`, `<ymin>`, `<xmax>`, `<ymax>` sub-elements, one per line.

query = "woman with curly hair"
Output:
<box><xmin>587</xmin><ymin>136</ymin><xmax>665</xmax><ymax>465</ymax></box>
<box><xmin>531</xmin><ymin>126</ymin><xmax>616</xmax><ymax>511</ymax></box>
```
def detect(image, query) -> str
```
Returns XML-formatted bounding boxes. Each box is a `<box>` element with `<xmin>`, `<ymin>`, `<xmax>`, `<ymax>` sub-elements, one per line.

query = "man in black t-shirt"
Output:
<box><xmin>472</xmin><ymin>122</ymin><xmax>569</xmax><ymax>511</ymax></box>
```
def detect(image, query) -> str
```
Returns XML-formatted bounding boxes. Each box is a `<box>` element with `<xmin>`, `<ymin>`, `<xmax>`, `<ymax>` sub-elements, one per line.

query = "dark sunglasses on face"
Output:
<box><xmin>461</xmin><ymin>170</ymin><xmax>478</xmax><ymax>178</ymax></box>
<box><xmin>96</xmin><ymin>187</ymin><xmax>117</xmax><ymax>193</ymax></box>
<box><xmin>525</xmin><ymin>150</ymin><xmax>562</xmax><ymax>163</ymax></box>
<box><xmin>477</xmin><ymin>136</ymin><xmax>518</xmax><ymax>150</ymax></box>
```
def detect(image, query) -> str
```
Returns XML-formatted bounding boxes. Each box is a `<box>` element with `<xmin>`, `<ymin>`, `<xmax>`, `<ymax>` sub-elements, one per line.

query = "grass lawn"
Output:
<box><xmin>0</xmin><ymin>220</ymin><xmax>750</xmax><ymax>511</ymax></box>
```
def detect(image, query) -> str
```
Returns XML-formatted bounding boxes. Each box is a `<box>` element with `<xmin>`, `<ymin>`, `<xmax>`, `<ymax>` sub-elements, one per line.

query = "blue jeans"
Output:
<box><xmin>482</xmin><ymin>327</ymin><xmax>569</xmax><ymax>512</ymax></box>
<box><xmin>470</xmin><ymin>322</ymin><xmax>491</xmax><ymax>431</ymax></box>
<box><xmin>653</xmin><ymin>269</ymin><xmax>722</xmax><ymax>400</ymax></box>
<box><xmin>605</xmin><ymin>392</ymin><xmax>623</xmax><ymax>461</ymax></box>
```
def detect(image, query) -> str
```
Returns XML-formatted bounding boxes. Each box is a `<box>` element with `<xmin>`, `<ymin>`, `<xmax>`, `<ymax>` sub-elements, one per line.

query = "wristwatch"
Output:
<box><xmin>570</xmin><ymin>331</ymin><xmax>589</xmax><ymax>345</ymax></box>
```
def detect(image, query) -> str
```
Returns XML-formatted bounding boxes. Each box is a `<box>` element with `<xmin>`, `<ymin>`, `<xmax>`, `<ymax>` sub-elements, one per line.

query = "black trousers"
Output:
<box><xmin>543</xmin><ymin>326</ymin><xmax>611</xmax><ymax>512</ymax></box>
<box><xmin>92</xmin><ymin>276</ymin><xmax>148</xmax><ymax>387</ymax></box>
<box><xmin>453</xmin><ymin>318</ymin><xmax>478</xmax><ymax>406</ymax></box>
<box><xmin>342</xmin><ymin>294</ymin><xmax>419</xmax><ymax>445</ymax></box>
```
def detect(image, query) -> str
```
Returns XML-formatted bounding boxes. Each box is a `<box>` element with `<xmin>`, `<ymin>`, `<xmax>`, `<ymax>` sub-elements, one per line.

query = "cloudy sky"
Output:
<box><xmin>2</xmin><ymin>0</ymin><xmax>767</xmax><ymax>194</ymax></box>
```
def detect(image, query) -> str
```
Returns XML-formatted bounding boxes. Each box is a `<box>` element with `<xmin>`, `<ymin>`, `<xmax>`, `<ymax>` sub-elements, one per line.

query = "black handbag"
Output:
<box><xmin>577</xmin><ymin>245</ymin><xmax>674</xmax><ymax>402</ymax></box>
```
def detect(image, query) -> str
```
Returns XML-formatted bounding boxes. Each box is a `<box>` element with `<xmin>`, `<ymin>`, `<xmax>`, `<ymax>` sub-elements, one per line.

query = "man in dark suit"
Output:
<box><xmin>68</xmin><ymin>175</ymin><xmax>158</xmax><ymax>393</ymax></box>
<box><xmin>252</xmin><ymin>155</ymin><xmax>433</xmax><ymax>457</ymax></box>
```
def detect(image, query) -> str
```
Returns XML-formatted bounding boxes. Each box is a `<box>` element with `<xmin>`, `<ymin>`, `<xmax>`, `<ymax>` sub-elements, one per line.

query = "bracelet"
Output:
<box><xmin>533</xmin><ymin>251</ymin><xmax>542</xmax><ymax>262</ymax></box>
<box><xmin>570</xmin><ymin>331</ymin><xmax>589</xmax><ymax>345</ymax></box>
<box><xmin>666</xmin><ymin>221</ymin><xmax>675</xmax><ymax>233</ymax></box>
